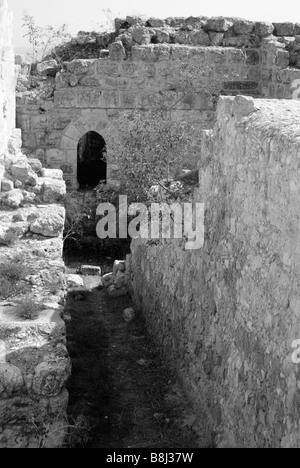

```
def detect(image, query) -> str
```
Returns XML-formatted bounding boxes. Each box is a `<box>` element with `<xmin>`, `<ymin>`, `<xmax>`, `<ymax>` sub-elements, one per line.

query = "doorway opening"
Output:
<box><xmin>77</xmin><ymin>131</ymin><xmax>107</xmax><ymax>190</ymax></box>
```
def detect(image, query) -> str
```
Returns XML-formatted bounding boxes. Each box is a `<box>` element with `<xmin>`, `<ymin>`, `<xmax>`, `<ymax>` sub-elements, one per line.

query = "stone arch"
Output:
<box><xmin>77</xmin><ymin>131</ymin><xmax>107</xmax><ymax>189</ymax></box>
<box><xmin>60</xmin><ymin>111</ymin><xmax>119</xmax><ymax>189</ymax></box>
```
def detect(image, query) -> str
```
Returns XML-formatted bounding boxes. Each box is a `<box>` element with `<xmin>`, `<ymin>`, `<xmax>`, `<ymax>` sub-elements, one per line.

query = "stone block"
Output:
<box><xmin>36</xmin><ymin>60</ymin><xmax>59</xmax><ymax>77</ymax></box>
<box><xmin>0</xmin><ymin>189</ymin><xmax>24</xmax><ymax>209</ymax></box>
<box><xmin>209</xmin><ymin>32</ymin><xmax>224</xmax><ymax>46</ymax></box>
<box><xmin>209</xmin><ymin>48</ymin><xmax>227</xmax><ymax>64</ymax></box>
<box><xmin>30</xmin><ymin>205</ymin><xmax>65</xmax><ymax>237</ymax></box>
<box><xmin>245</xmin><ymin>50</ymin><xmax>260</xmax><ymax>65</ymax></box>
<box><xmin>154</xmin><ymin>29</ymin><xmax>171</xmax><ymax>44</ymax></box>
<box><xmin>222</xmin><ymin>81</ymin><xmax>259</xmax><ymax>90</ymax></box>
<box><xmin>10</xmin><ymin>163</ymin><xmax>38</xmax><ymax>186</ymax></box>
<box><xmin>205</xmin><ymin>17</ymin><xmax>233</xmax><ymax>32</ymax></box>
<box><xmin>253</xmin><ymin>21</ymin><xmax>274</xmax><ymax>37</ymax></box>
<box><xmin>146</xmin><ymin>18</ymin><xmax>165</xmax><ymax>28</ymax></box>
<box><xmin>276</xmin><ymin>50</ymin><xmax>290</xmax><ymax>68</ymax></box>
<box><xmin>41</xmin><ymin>169</ymin><xmax>63</xmax><ymax>180</ymax></box>
<box><xmin>233</xmin><ymin>20</ymin><xmax>254</xmax><ymax>35</ymax></box>
<box><xmin>80</xmin><ymin>265</ymin><xmax>101</xmax><ymax>276</ymax></box>
<box><xmin>0</xmin><ymin>364</ymin><xmax>24</xmax><ymax>398</ymax></box>
<box><xmin>273</xmin><ymin>22</ymin><xmax>295</xmax><ymax>36</ymax></box>
<box><xmin>1</xmin><ymin>179</ymin><xmax>13</xmax><ymax>191</ymax></box>
<box><xmin>131</xmin><ymin>26</ymin><xmax>151</xmax><ymax>45</ymax></box>
<box><xmin>32</xmin><ymin>359</ymin><xmax>71</xmax><ymax>397</ymax></box>
<box><xmin>108</xmin><ymin>41</ymin><xmax>126</xmax><ymax>60</ymax></box>
<box><xmin>190</xmin><ymin>29</ymin><xmax>211</xmax><ymax>46</ymax></box>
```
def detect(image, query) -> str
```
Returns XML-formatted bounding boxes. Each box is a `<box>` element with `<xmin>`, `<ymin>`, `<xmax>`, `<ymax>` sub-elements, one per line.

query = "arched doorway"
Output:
<box><xmin>77</xmin><ymin>131</ymin><xmax>107</xmax><ymax>190</ymax></box>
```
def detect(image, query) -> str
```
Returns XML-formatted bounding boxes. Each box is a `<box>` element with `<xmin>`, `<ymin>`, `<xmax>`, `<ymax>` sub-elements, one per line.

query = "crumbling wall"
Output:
<box><xmin>0</xmin><ymin>0</ymin><xmax>15</xmax><ymax>155</ymax></box>
<box><xmin>128</xmin><ymin>96</ymin><xmax>300</xmax><ymax>448</ymax></box>
<box><xmin>0</xmin><ymin>1</ymin><xmax>70</xmax><ymax>448</ymax></box>
<box><xmin>15</xmin><ymin>15</ymin><xmax>300</xmax><ymax>189</ymax></box>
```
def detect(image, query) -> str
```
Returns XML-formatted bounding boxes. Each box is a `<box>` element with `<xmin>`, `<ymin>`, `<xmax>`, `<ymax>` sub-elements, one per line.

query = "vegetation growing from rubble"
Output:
<box><xmin>16</xmin><ymin>296</ymin><xmax>40</xmax><ymax>320</ymax></box>
<box><xmin>99</xmin><ymin>61</ymin><xmax>216</xmax><ymax>204</ymax></box>
<box><xmin>22</xmin><ymin>10</ymin><xmax>71</xmax><ymax>63</ymax></box>
<box><xmin>0</xmin><ymin>257</ymin><xmax>28</xmax><ymax>299</ymax></box>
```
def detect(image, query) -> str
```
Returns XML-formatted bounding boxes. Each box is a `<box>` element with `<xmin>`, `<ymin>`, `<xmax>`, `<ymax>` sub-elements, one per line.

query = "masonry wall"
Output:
<box><xmin>128</xmin><ymin>96</ymin><xmax>300</xmax><ymax>448</ymax></box>
<box><xmin>16</xmin><ymin>18</ymin><xmax>300</xmax><ymax>189</ymax></box>
<box><xmin>19</xmin><ymin>15</ymin><xmax>300</xmax><ymax>189</ymax></box>
<box><xmin>0</xmin><ymin>0</ymin><xmax>15</xmax><ymax>155</ymax></box>
<box><xmin>0</xmin><ymin>1</ymin><xmax>70</xmax><ymax>448</ymax></box>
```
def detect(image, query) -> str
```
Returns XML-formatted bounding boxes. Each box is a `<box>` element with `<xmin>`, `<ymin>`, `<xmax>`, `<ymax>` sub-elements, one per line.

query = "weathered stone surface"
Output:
<box><xmin>80</xmin><ymin>265</ymin><xmax>101</xmax><ymax>276</ymax></box>
<box><xmin>1</xmin><ymin>179</ymin><xmax>13</xmax><ymax>192</ymax></box>
<box><xmin>30</xmin><ymin>205</ymin><xmax>65</xmax><ymax>237</ymax></box>
<box><xmin>131</xmin><ymin>26</ymin><xmax>151</xmax><ymax>45</ymax></box>
<box><xmin>41</xmin><ymin>169</ymin><xmax>63</xmax><ymax>180</ymax></box>
<box><xmin>42</xmin><ymin>178</ymin><xmax>66</xmax><ymax>203</ymax></box>
<box><xmin>153</xmin><ymin>28</ymin><xmax>171</xmax><ymax>44</ymax></box>
<box><xmin>123</xmin><ymin>307</ymin><xmax>135</xmax><ymax>323</ymax></box>
<box><xmin>190</xmin><ymin>30</ymin><xmax>210</xmax><ymax>46</ymax></box>
<box><xmin>233</xmin><ymin>19</ymin><xmax>254</xmax><ymax>35</ymax></box>
<box><xmin>101</xmin><ymin>272</ymin><xmax>114</xmax><ymax>288</ymax></box>
<box><xmin>107</xmin><ymin>285</ymin><xmax>128</xmax><ymax>297</ymax></box>
<box><xmin>128</xmin><ymin>97</ymin><xmax>300</xmax><ymax>448</ymax></box>
<box><xmin>0</xmin><ymin>364</ymin><xmax>24</xmax><ymax>397</ymax></box>
<box><xmin>7</xmin><ymin>129</ymin><xmax>22</xmax><ymax>155</ymax></box>
<box><xmin>113</xmin><ymin>260</ymin><xmax>126</xmax><ymax>274</ymax></box>
<box><xmin>0</xmin><ymin>1</ymin><xmax>69</xmax><ymax>449</ymax></box>
<box><xmin>108</xmin><ymin>41</ymin><xmax>126</xmax><ymax>60</ymax></box>
<box><xmin>276</xmin><ymin>49</ymin><xmax>290</xmax><ymax>68</ymax></box>
<box><xmin>295</xmin><ymin>24</ymin><xmax>300</xmax><ymax>36</ymax></box>
<box><xmin>10</xmin><ymin>163</ymin><xmax>38</xmax><ymax>186</ymax></box>
<box><xmin>205</xmin><ymin>17</ymin><xmax>233</xmax><ymax>32</ymax></box>
<box><xmin>253</xmin><ymin>21</ymin><xmax>274</xmax><ymax>37</ymax></box>
<box><xmin>273</xmin><ymin>22</ymin><xmax>294</xmax><ymax>36</ymax></box>
<box><xmin>66</xmin><ymin>274</ymin><xmax>84</xmax><ymax>288</ymax></box>
<box><xmin>0</xmin><ymin>189</ymin><xmax>24</xmax><ymax>209</ymax></box>
<box><xmin>36</xmin><ymin>60</ymin><xmax>59</xmax><ymax>77</ymax></box>
<box><xmin>32</xmin><ymin>359</ymin><xmax>71</xmax><ymax>397</ymax></box>
<box><xmin>27</xmin><ymin>158</ymin><xmax>43</xmax><ymax>175</ymax></box>
<box><xmin>146</xmin><ymin>18</ymin><xmax>165</xmax><ymax>28</ymax></box>
<box><xmin>209</xmin><ymin>32</ymin><xmax>224</xmax><ymax>46</ymax></box>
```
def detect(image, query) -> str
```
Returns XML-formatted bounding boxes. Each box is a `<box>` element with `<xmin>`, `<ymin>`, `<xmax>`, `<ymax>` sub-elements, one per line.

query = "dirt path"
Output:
<box><xmin>64</xmin><ymin>262</ymin><xmax>201</xmax><ymax>449</ymax></box>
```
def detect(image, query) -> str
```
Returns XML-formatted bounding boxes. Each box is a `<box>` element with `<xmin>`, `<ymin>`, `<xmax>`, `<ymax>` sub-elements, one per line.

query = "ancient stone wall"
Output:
<box><xmin>128</xmin><ymin>96</ymin><xmax>300</xmax><ymax>448</ymax></box>
<box><xmin>17</xmin><ymin>15</ymin><xmax>300</xmax><ymax>189</ymax></box>
<box><xmin>0</xmin><ymin>0</ymin><xmax>15</xmax><ymax>155</ymax></box>
<box><xmin>0</xmin><ymin>1</ymin><xmax>70</xmax><ymax>448</ymax></box>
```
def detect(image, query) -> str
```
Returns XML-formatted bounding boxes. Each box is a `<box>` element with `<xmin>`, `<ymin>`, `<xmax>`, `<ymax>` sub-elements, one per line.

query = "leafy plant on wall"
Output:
<box><xmin>22</xmin><ymin>10</ymin><xmax>71</xmax><ymax>63</ymax></box>
<box><xmin>102</xmin><ymin>60</ymin><xmax>219</xmax><ymax>203</ymax></box>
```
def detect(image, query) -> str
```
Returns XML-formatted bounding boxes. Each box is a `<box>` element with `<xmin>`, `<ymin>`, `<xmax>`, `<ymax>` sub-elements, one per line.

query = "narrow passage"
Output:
<box><xmin>64</xmin><ymin>258</ymin><xmax>201</xmax><ymax>449</ymax></box>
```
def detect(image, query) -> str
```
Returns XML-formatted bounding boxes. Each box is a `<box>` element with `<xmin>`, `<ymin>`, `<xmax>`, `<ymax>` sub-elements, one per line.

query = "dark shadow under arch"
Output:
<box><xmin>77</xmin><ymin>131</ymin><xmax>107</xmax><ymax>190</ymax></box>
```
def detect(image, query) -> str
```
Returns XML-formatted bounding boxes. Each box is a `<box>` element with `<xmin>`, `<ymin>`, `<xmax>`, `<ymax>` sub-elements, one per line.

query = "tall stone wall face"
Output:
<box><xmin>16</xmin><ymin>43</ymin><xmax>263</xmax><ymax>188</ymax></box>
<box><xmin>0</xmin><ymin>0</ymin><xmax>15</xmax><ymax>155</ymax></box>
<box><xmin>128</xmin><ymin>96</ymin><xmax>300</xmax><ymax>448</ymax></box>
<box><xmin>0</xmin><ymin>1</ymin><xmax>70</xmax><ymax>448</ymax></box>
<box><xmin>0</xmin><ymin>133</ymin><xmax>69</xmax><ymax>448</ymax></box>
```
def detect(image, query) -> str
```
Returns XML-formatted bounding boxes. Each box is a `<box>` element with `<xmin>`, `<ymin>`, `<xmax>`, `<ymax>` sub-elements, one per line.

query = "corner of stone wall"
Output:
<box><xmin>0</xmin><ymin>127</ymin><xmax>70</xmax><ymax>448</ymax></box>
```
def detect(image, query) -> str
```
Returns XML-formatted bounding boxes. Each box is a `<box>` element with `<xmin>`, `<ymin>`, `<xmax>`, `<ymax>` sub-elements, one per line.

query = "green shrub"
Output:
<box><xmin>0</xmin><ymin>278</ymin><xmax>17</xmax><ymax>299</ymax></box>
<box><xmin>16</xmin><ymin>297</ymin><xmax>40</xmax><ymax>320</ymax></box>
<box><xmin>0</xmin><ymin>230</ymin><xmax>20</xmax><ymax>246</ymax></box>
<box><xmin>0</xmin><ymin>261</ymin><xmax>27</xmax><ymax>283</ymax></box>
<box><xmin>0</xmin><ymin>259</ymin><xmax>28</xmax><ymax>299</ymax></box>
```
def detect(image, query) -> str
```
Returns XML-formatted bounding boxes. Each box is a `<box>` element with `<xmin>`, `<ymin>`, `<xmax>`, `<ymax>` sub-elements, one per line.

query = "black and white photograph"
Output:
<box><xmin>0</xmin><ymin>0</ymin><xmax>300</xmax><ymax>452</ymax></box>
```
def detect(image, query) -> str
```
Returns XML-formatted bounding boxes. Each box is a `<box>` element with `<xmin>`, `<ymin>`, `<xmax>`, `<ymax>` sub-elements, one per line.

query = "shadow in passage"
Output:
<box><xmin>65</xmin><ymin>285</ymin><xmax>202</xmax><ymax>449</ymax></box>
<box><xmin>65</xmin><ymin>289</ymin><xmax>127</xmax><ymax>448</ymax></box>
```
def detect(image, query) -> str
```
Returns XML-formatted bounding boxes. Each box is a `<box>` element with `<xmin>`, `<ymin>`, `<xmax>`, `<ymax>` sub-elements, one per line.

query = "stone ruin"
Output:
<box><xmin>15</xmin><ymin>14</ymin><xmax>300</xmax><ymax>189</ymax></box>
<box><xmin>2</xmin><ymin>0</ymin><xmax>300</xmax><ymax>448</ymax></box>
<box><xmin>0</xmin><ymin>0</ymin><xmax>70</xmax><ymax>448</ymax></box>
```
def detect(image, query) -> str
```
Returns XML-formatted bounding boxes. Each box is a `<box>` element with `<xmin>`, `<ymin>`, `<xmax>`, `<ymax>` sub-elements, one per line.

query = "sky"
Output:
<box><xmin>8</xmin><ymin>0</ymin><xmax>300</xmax><ymax>48</ymax></box>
